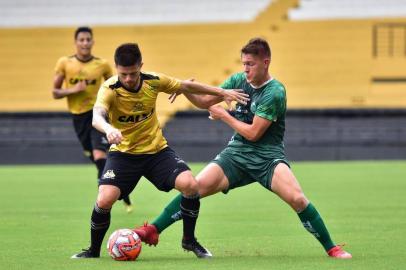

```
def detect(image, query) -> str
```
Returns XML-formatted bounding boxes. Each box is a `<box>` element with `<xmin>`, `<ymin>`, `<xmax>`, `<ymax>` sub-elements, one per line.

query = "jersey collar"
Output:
<box><xmin>74</xmin><ymin>55</ymin><xmax>94</xmax><ymax>63</ymax></box>
<box><xmin>117</xmin><ymin>77</ymin><xmax>144</xmax><ymax>93</ymax></box>
<box><xmin>250</xmin><ymin>77</ymin><xmax>273</xmax><ymax>89</ymax></box>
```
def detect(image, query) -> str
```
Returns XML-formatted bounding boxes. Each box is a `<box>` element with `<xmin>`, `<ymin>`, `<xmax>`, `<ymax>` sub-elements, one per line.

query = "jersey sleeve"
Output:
<box><xmin>54</xmin><ymin>57</ymin><xmax>66</xmax><ymax>76</ymax></box>
<box><xmin>94</xmin><ymin>82</ymin><xmax>115</xmax><ymax>111</ymax></box>
<box><xmin>220</xmin><ymin>73</ymin><xmax>240</xmax><ymax>89</ymax></box>
<box><xmin>156</xmin><ymin>73</ymin><xmax>182</xmax><ymax>94</ymax></box>
<box><xmin>255</xmin><ymin>86</ymin><xmax>286</xmax><ymax>122</ymax></box>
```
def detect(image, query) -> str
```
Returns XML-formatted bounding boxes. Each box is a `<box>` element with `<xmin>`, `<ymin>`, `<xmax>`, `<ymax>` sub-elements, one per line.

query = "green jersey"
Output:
<box><xmin>220</xmin><ymin>72</ymin><xmax>287</xmax><ymax>159</ymax></box>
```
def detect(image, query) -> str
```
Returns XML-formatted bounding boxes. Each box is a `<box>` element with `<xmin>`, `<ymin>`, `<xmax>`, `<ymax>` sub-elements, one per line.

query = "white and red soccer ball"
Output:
<box><xmin>107</xmin><ymin>229</ymin><xmax>142</xmax><ymax>261</ymax></box>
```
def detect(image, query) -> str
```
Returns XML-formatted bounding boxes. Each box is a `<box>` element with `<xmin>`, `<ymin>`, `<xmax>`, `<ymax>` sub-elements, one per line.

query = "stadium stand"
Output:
<box><xmin>0</xmin><ymin>0</ymin><xmax>271</xmax><ymax>27</ymax></box>
<box><xmin>1</xmin><ymin>0</ymin><xmax>406</xmax><ymax>163</ymax></box>
<box><xmin>1</xmin><ymin>0</ymin><xmax>406</xmax><ymax>115</ymax></box>
<box><xmin>288</xmin><ymin>0</ymin><xmax>406</xmax><ymax>20</ymax></box>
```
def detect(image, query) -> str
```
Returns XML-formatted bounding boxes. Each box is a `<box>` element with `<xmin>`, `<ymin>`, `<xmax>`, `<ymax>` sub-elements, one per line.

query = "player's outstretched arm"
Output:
<box><xmin>92</xmin><ymin>106</ymin><xmax>123</xmax><ymax>144</ymax></box>
<box><xmin>52</xmin><ymin>74</ymin><xmax>87</xmax><ymax>99</ymax></box>
<box><xmin>169</xmin><ymin>79</ymin><xmax>222</xmax><ymax>109</ymax></box>
<box><xmin>179</xmin><ymin>80</ymin><xmax>249</xmax><ymax>109</ymax></box>
<box><xmin>180</xmin><ymin>91</ymin><xmax>223</xmax><ymax>109</ymax></box>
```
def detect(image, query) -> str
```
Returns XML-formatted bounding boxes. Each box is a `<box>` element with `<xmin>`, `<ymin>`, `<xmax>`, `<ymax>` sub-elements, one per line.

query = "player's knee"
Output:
<box><xmin>96</xmin><ymin>192</ymin><xmax>117</xmax><ymax>209</ymax></box>
<box><xmin>175</xmin><ymin>173</ymin><xmax>199</xmax><ymax>196</ymax></box>
<box><xmin>97</xmin><ymin>185</ymin><xmax>120</xmax><ymax>208</ymax></box>
<box><xmin>183</xmin><ymin>180</ymin><xmax>199</xmax><ymax>196</ymax></box>
<box><xmin>96</xmin><ymin>198</ymin><xmax>114</xmax><ymax>209</ymax></box>
<box><xmin>198</xmin><ymin>179</ymin><xmax>222</xmax><ymax>197</ymax></box>
<box><xmin>290</xmin><ymin>193</ymin><xmax>308</xmax><ymax>212</ymax></box>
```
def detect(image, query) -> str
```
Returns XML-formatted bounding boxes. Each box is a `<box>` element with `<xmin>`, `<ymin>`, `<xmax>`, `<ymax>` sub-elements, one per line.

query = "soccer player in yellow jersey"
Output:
<box><xmin>70</xmin><ymin>43</ymin><xmax>249</xmax><ymax>259</ymax></box>
<box><xmin>53</xmin><ymin>26</ymin><xmax>133</xmax><ymax>211</ymax></box>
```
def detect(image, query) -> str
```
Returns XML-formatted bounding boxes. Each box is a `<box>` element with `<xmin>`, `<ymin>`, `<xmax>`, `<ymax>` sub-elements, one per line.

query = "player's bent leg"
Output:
<box><xmin>96</xmin><ymin>184</ymin><xmax>120</xmax><ymax>209</ymax></box>
<box><xmin>134</xmin><ymin>193</ymin><xmax>183</xmax><ymax>246</ymax></box>
<box><xmin>271</xmin><ymin>163</ymin><xmax>351</xmax><ymax>259</ymax></box>
<box><xmin>270</xmin><ymin>163</ymin><xmax>308</xmax><ymax>212</ymax></box>
<box><xmin>174</xmin><ymin>171</ymin><xmax>212</xmax><ymax>258</ymax></box>
<box><xmin>135</xmin><ymin>171</ymin><xmax>199</xmax><ymax>247</ymax></box>
<box><xmin>135</xmin><ymin>164</ymin><xmax>227</xmax><ymax>253</ymax></box>
<box><xmin>72</xmin><ymin>185</ymin><xmax>120</xmax><ymax>259</ymax></box>
<box><xmin>180</xmin><ymin>164</ymin><xmax>226</xmax><ymax>258</ymax></box>
<box><xmin>174</xmin><ymin>170</ymin><xmax>199</xmax><ymax>196</ymax></box>
<box><xmin>196</xmin><ymin>163</ymin><xmax>229</xmax><ymax>197</ymax></box>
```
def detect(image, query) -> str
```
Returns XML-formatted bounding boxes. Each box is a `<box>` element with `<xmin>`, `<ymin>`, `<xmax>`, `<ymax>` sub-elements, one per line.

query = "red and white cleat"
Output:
<box><xmin>327</xmin><ymin>245</ymin><xmax>352</xmax><ymax>259</ymax></box>
<box><xmin>133</xmin><ymin>222</ymin><xmax>159</xmax><ymax>246</ymax></box>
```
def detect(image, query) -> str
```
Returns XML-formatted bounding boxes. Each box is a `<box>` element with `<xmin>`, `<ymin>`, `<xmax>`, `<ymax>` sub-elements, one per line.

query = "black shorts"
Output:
<box><xmin>99</xmin><ymin>147</ymin><xmax>191</xmax><ymax>199</ymax></box>
<box><xmin>72</xmin><ymin>110</ymin><xmax>109</xmax><ymax>157</ymax></box>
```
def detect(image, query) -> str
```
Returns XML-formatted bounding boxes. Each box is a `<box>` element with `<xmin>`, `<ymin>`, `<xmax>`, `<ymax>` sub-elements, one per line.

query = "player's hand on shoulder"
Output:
<box><xmin>105</xmin><ymin>126</ymin><xmax>123</xmax><ymax>144</ymax></box>
<box><xmin>222</xmin><ymin>89</ymin><xmax>249</xmax><ymax>109</ymax></box>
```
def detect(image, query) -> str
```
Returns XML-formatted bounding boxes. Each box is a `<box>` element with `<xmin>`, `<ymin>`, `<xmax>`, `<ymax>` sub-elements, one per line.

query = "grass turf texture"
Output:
<box><xmin>0</xmin><ymin>161</ymin><xmax>405</xmax><ymax>270</ymax></box>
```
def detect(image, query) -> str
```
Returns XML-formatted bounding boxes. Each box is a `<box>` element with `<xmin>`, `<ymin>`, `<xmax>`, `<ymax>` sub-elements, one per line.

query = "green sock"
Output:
<box><xmin>298</xmin><ymin>203</ymin><xmax>335</xmax><ymax>251</ymax></box>
<box><xmin>152</xmin><ymin>193</ymin><xmax>183</xmax><ymax>233</ymax></box>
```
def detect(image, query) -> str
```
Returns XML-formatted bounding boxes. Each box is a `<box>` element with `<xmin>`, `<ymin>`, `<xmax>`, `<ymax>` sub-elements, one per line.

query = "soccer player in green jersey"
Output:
<box><xmin>134</xmin><ymin>37</ymin><xmax>352</xmax><ymax>259</ymax></box>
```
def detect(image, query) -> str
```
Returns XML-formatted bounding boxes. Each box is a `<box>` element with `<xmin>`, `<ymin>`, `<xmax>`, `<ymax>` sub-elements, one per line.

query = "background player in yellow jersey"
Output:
<box><xmin>52</xmin><ymin>26</ymin><xmax>133</xmax><ymax>212</ymax></box>
<box><xmin>70</xmin><ymin>43</ymin><xmax>249</xmax><ymax>259</ymax></box>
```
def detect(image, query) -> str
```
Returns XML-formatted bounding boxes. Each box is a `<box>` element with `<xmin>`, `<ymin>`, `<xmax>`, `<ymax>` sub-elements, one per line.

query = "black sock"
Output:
<box><xmin>180</xmin><ymin>193</ymin><xmax>200</xmax><ymax>241</ymax></box>
<box><xmin>90</xmin><ymin>203</ymin><xmax>111</xmax><ymax>256</ymax></box>
<box><xmin>94</xmin><ymin>158</ymin><xmax>106</xmax><ymax>179</ymax></box>
<box><xmin>122</xmin><ymin>195</ymin><xmax>132</xmax><ymax>205</ymax></box>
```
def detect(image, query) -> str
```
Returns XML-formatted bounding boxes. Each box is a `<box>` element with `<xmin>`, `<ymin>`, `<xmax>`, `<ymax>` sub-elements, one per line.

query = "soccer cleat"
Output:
<box><xmin>123</xmin><ymin>201</ymin><xmax>134</xmax><ymax>213</ymax></box>
<box><xmin>182</xmin><ymin>238</ymin><xmax>212</xmax><ymax>258</ymax></box>
<box><xmin>71</xmin><ymin>248</ymin><xmax>99</xmax><ymax>259</ymax></box>
<box><xmin>133</xmin><ymin>222</ymin><xmax>159</xmax><ymax>246</ymax></box>
<box><xmin>327</xmin><ymin>245</ymin><xmax>352</xmax><ymax>259</ymax></box>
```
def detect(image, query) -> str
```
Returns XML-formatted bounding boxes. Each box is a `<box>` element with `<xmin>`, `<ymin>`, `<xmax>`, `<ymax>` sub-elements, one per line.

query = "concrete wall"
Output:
<box><xmin>0</xmin><ymin>109</ymin><xmax>405</xmax><ymax>164</ymax></box>
<box><xmin>165</xmin><ymin>109</ymin><xmax>406</xmax><ymax>162</ymax></box>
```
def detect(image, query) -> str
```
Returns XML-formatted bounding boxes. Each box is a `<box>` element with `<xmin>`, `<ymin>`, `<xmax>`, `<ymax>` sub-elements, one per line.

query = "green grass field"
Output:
<box><xmin>1</xmin><ymin>161</ymin><xmax>405</xmax><ymax>270</ymax></box>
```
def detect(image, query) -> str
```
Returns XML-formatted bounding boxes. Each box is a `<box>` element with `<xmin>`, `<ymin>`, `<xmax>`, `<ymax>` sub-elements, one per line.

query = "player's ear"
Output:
<box><xmin>264</xmin><ymin>58</ymin><xmax>270</xmax><ymax>68</ymax></box>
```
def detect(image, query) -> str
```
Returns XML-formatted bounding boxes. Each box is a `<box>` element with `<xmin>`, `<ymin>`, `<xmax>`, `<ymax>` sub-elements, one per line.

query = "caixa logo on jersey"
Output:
<box><xmin>118</xmin><ymin>108</ymin><xmax>154</xmax><ymax>123</ymax></box>
<box><xmin>69</xmin><ymin>78</ymin><xmax>97</xmax><ymax>85</ymax></box>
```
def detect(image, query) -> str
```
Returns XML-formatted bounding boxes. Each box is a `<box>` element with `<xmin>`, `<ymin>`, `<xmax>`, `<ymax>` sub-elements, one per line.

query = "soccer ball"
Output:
<box><xmin>107</xmin><ymin>229</ymin><xmax>142</xmax><ymax>261</ymax></box>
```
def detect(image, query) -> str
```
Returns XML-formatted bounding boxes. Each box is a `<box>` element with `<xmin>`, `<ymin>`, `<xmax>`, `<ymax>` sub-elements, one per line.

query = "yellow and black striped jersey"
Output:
<box><xmin>95</xmin><ymin>72</ymin><xmax>181</xmax><ymax>154</ymax></box>
<box><xmin>54</xmin><ymin>55</ymin><xmax>113</xmax><ymax>114</ymax></box>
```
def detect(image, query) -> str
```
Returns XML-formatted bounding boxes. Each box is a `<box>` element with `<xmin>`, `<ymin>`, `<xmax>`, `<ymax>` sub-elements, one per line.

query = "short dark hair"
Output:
<box><xmin>114</xmin><ymin>43</ymin><xmax>142</xmax><ymax>66</ymax></box>
<box><xmin>74</xmin><ymin>26</ymin><xmax>93</xmax><ymax>40</ymax></box>
<box><xmin>241</xmin><ymin>37</ymin><xmax>271</xmax><ymax>59</ymax></box>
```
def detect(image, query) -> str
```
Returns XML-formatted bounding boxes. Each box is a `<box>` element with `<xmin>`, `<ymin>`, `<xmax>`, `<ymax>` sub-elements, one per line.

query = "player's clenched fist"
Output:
<box><xmin>105</xmin><ymin>126</ymin><xmax>123</xmax><ymax>144</ymax></box>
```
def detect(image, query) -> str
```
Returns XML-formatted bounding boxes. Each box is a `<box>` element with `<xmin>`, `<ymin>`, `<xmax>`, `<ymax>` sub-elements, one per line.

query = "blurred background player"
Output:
<box><xmin>52</xmin><ymin>26</ymin><xmax>133</xmax><ymax>212</ymax></box>
<box><xmin>70</xmin><ymin>43</ymin><xmax>248</xmax><ymax>259</ymax></box>
<box><xmin>134</xmin><ymin>37</ymin><xmax>352</xmax><ymax>259</ymax></box>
